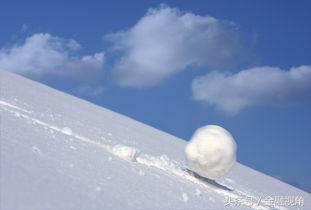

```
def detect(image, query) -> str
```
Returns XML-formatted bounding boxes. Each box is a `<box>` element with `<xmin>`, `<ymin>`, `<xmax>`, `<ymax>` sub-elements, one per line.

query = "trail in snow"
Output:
<box><xmin>0</xmin><ymin>100</ymin><xmax>285</xmax><ymax>210</ymax></box>
<box><xmin>0</xmin><ymin>100</ymin><xmax>32</xmax><ymax>114</ymax></box>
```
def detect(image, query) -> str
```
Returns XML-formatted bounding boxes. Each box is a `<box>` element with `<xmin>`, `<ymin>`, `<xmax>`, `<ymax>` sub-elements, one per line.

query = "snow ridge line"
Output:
<box><xmin>0</xmin><ymin>100</ymin><xmax>281</xmax><ymax>210</ymax></box>
<box><xmin>0</xmin><ymin>100</ymin><xmax>32</xmax><ymax>114</ymax></box>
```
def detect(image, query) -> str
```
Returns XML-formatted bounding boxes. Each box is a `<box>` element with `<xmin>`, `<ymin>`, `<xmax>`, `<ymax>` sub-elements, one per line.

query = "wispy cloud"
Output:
<box><xmin>192</xmin><ymin>65</ymin><xmax>311</xmax><ymax>115</ymax></box>
<box><xmin>0</xmin><ymin>33</ymin><xmax>105</xmax><ymax>82</ymax></box>
<box><xmin>107</xmin><ymin>5</ymin><xmax>244</xmax><ymax>87</ymax></box>
<box><xmin>21</xmin><ymin>24</ymin><xmax>29</xmax><ymax>33</ymax></box>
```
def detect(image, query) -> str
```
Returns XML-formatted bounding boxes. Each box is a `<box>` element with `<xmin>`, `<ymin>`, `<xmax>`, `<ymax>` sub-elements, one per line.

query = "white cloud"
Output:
<box><xmin>0</xmin><ymin>33</ymin><xmax>104</xmax><ymax>81</ymax></box>
<box><xmin>107</xmin><ymin>5</ymin><xmax>243</xmax><ymax>87</ymax></box>
<box><xmin>192</xmin><ymin>65</ymin><xmax>311</xmax><ymax>115</ymax></box>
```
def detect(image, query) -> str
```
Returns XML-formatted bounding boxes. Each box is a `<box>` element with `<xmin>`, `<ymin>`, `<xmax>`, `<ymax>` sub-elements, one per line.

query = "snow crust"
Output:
<box><xmin>185</xmin><ymin>125</ymin><xmax>237</xmax><ymax>180</ymax></box>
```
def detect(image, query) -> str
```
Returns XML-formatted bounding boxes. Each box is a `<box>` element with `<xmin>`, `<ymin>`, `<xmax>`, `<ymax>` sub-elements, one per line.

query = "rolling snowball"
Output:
<box><xmin>185</xmin><ymin>125</ymin><xmax>237</xmax><ymax>180</ymax></box>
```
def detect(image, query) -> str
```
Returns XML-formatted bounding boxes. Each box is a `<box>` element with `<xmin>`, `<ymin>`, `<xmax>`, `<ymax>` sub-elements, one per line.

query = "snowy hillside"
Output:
<box><xmin>0</xmin><ymin>70</ymin><xmax>310</xmax><ymax>210</ymax></box>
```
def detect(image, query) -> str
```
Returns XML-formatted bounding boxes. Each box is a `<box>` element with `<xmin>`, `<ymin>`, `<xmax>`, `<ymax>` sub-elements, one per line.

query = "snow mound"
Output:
<box><xmin>112</xmin><ymin>144</ymin><xmax>139</xmax><ymax>161</ymax></box>
<box><xmin>185</xmin><ymin>125</ymin><xmax>237</xmax><ymax>180</ymax></box>
<box><xmin>62</xmin><ymin>127</ymin><xmax>73</xmax><ymax>135</ymax></box>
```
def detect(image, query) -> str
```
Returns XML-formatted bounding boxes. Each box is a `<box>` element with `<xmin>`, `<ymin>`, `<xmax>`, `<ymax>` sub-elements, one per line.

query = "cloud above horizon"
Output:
<box><xmin>0</xmin><ymin>33</ymin><xmax>105</xmax><ymax>81</ymax></box>
<box><xmin>107</xmin><ymin>5</ymin><xmax>244</xmax><ymax>87</ymax></box>
<box><xmin>192</xmin><ymin>65</ymin><xmax>311</xmax><ymax>115</ymax></box>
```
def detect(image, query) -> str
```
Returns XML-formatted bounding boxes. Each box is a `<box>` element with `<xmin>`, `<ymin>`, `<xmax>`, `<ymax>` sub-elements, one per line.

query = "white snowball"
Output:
<box><xmin>185</xmin><ymin>125</ymin><xmax>237</xmax><ymax>180</ymax></box>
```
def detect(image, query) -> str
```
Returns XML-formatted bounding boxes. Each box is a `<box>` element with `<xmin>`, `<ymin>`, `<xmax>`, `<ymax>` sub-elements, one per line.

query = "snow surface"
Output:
<box><xmin>185</xmin><ymin>125</ymin><xmax>237</xmax><ymax>180</ymax></box>
<box><xmin>0</xmin><ymin>70</ymin><xmax>310</xmax><ymax>210</ymax></box>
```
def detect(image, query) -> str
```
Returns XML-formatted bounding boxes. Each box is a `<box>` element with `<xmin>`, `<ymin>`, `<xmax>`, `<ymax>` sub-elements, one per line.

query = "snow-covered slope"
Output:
<box><xmin>0</xmin><ymin>70</ymin><xmax>310</xmax><ymax>210</ymax></box>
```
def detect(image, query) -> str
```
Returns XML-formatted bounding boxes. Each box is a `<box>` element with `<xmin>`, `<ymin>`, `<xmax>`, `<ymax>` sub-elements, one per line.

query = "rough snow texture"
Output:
<box><xmin>0</xmin><ymin>70</ymin><xmax>310</xmax><ymax>210</ymax></box>
<box><xmin>185</xmin><ymin>125</ymin><xmax>237</xmax><ymax>180</ymax></box>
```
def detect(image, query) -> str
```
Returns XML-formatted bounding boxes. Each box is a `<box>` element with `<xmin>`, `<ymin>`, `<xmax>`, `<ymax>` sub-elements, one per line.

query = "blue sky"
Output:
<box><xmin>1</xmin><ymin>0</ymin><xmax>310</xmax><ymax>192</ymax></box>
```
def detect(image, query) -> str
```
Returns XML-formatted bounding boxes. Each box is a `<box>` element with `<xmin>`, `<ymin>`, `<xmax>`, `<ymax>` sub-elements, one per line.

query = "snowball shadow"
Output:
<box><xmin>186</xmin><ymin>168</ymin><xmax>233</xmax><ymax>192</ymax></box>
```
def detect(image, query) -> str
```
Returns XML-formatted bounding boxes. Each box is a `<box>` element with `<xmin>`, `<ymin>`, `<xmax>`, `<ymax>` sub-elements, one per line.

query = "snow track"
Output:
<box><xmin>1</xmin><ymin>100</ymin><xmax>285</xmax><ymax>210</ymax></box>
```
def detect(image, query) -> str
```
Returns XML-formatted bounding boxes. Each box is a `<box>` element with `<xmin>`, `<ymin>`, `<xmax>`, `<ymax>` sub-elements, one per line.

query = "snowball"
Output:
<box><xmin>185</xmin><ymin>125</ymin><xmax>237</xmax><ymax>180</ymax></box>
